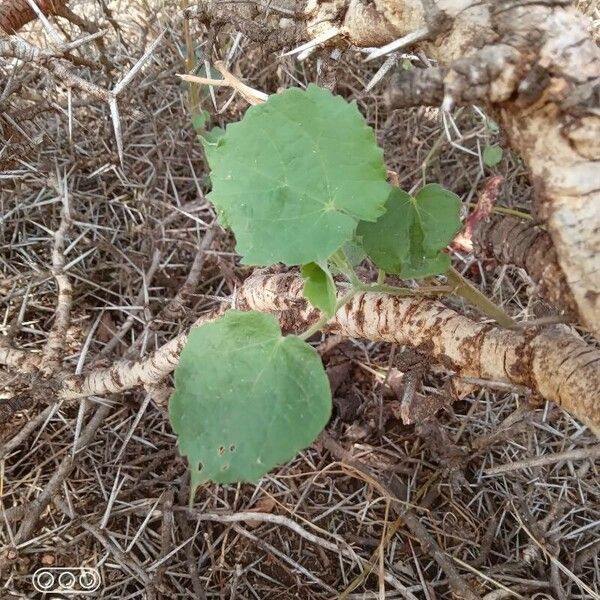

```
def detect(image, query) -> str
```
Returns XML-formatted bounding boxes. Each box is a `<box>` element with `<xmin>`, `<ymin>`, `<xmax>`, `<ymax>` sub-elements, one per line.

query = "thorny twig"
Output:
<box><xmin>150</xmin><ymin>227</ymin><xmax>216</xmax><ymax>328</ymax></box>
<box><xmin>1</xmin><ymin>2</ymin><xmax>599</xmax><ymax>596</ymax></box>
<box><xmin>321</xmin><ymin>432</ymin><xmax>481</xmax><ymax>599</ymax></box>
<box><xmin>1</xmin><ymin>21</ymin><xmax>163</xmax><ymax>164</ymax></box>
<box><xmin>39</xmin><ymin>178</ymin><xmax>72</xmax><ymax>375</ymax></box>
<box><xmin>0</xmin><ymin>401</ymin><xmax>113</xmax><ymax>570</ymax></box>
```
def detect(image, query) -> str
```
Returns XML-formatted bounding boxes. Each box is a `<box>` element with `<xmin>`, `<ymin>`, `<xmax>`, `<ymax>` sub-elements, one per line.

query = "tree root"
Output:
<box><xmin>378</xmin><ymin>2</ymin><xmax>600</xmax><ymax>337</ymax></box>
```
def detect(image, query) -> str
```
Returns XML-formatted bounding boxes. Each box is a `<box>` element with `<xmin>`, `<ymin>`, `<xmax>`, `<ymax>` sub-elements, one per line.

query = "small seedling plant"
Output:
<box><xmin>170</xmin><ymin>84</ymin><xmax>467</xmax><ymax>495</ymax></box>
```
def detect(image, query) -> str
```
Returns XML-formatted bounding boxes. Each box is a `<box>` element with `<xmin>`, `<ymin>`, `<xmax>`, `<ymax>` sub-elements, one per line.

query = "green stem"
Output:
<box><xmin>446</xmin><ymin>266</ymin><xmax>518</xmax><ymax>329</ymax></box>
<box><xmin>466</xmin><ymin>203</ymin><xmax>532</xmax><ymax>220</ymax></box>
<box><xmin>359</xmin><ymin>283</ymin><xmax>452</xmax><ymax>296</ymax></box>
<box><xmin>298</xmin><ymin>289</ymin><xmax>357</xmax><ymax>341</ymax></box>
<box><xmin>330</xmin><ymin>249</ymin><xmax>361</xmax><ymax>286</ymax></box>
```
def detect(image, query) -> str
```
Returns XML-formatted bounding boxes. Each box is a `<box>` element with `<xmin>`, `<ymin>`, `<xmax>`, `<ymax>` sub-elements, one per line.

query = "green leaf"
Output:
<box><xmin>169</xmin><ymin>311</ymin><xmax>331</xmax><ymax>492</ymax></box>
<box><xmin>357</xmin><ymin>184</ymin><xmax>462</xmax><ymax>279</ymax></box>
<box><xmin>342</xmin><ymin>239</ymin><xmax>367</xmax><ymax>267</ymax></box>
<box><xmin>301</xmin><ymin>262</ymin><xmax>337</xmax><ymax>317</ymax></box>
<box><xmin>201</xmin><ymin>125</ymin><xmax>225</xmax><ymax>149</ymax></box>
<box><xmin>483</xmin><ymin>144</ymin><xmax>503</xmax><ymax>167</ymax></box>
<box><xmin>205</xmin><ymin>84</ymin><xmax>390</xmax><ymax>266</ymax></box>
<box><xmin>192</xmin><ymin>111</ymin><xmax>210</xmax><ymax>132</ymax></box>
<box><xmin>413</xmin><ymin>184</ymin><xmax>462</xmax><ymax>255</ymax></box>
<box><xmin>200</xmin><ymin>126</ymin><xmax>228</xmax><ymax>226</ymax></box>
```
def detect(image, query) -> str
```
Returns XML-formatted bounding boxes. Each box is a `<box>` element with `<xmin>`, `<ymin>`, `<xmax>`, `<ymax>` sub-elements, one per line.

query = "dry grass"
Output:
<box><xmin>1</xmin><ymin>2</ymin><xmax>599</xmax><ymax>599</ymax></box>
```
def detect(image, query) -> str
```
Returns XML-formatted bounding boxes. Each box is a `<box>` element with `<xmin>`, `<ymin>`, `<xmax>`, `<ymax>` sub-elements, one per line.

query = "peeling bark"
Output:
<box><xmin>472</xmin><ymin>215</ymin><xmax>578</xmax><ymax>319</ymax></box>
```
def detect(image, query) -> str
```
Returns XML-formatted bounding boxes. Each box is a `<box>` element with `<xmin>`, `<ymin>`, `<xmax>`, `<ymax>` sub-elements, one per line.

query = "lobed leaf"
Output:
<box><xmin>357</xmin><ymin>184</ymin><xmax>462</xmax><ymax>278</ymax></box>
<box><xmin>205</xmin><ymin>84</ymin><xmax>390</xmax><ymax>266</ymax></box>
<box><xmin>169</xmin><ymin>311</ymin><xmax>331</xmax><ymax>493</ymax></box>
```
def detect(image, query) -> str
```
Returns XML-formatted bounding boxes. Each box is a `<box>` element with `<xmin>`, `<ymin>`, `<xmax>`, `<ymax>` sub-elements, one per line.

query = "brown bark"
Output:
<box><xmin>0</xmin><ymin>0</ymin><xmax>68</xmax><ymax>33</ymax></box>
<box><xmin>472</xmin><ymin>215</ymin><xmax>578</xmax><ymax>319</ymax></box>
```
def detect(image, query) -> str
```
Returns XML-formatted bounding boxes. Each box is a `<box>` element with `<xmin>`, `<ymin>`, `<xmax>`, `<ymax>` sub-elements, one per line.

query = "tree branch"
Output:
<box><xmin>0</xmin><ymin>0</ymin><xmax>68</xmax><ymax>33</ymax></box>
<box><xmin>39</xmin><ymin>191</ymin><xmax>72</xmax><ymax>375</ymax></box>
<box><xmin>238</xmin><ymin>272</ymin><xmax>600</xmax><ymax>435</ymax></box>
<box><xmin>37</xmin><ymin>272</ymin><xmax>600</xmax><ymax>436</ymax></box>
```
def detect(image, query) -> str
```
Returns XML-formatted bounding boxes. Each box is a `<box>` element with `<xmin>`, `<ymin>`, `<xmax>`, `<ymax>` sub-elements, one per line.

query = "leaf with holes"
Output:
<box><xmin>357</xmin><ymin>184</ymin><xmax>462</xmax><ymax>278</ymax></box>
<box><xmin>301</xmin><ymin>262</ymin><xmax>337</xmax><ymax>317</ymax></box>
<box><xmin>169</xmin><ymin>311</ymin><xmax>331</xmax><ymax>492</ymax></box>
<box><xmin>205</xmin><ymin>84</ymin><xmax>390</xmax><ymax>265</ymax></box>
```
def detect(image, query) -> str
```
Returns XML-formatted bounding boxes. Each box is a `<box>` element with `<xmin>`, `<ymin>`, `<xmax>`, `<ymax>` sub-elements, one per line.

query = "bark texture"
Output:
<box><xmin>2</xmin><ymin>272</ymin><xmax>599</xmax><ymax>434</ymax></box>
<box><xmin>0</xmin><ymin>0</ymin><xmax>68</xmax><ymax>33</ymax></box>
<box><xmin>238</xmin><ymin>272</ymin><xmax>600</xmax><ymax>436</ymax></box>
<box><xmin>364</xmin><ymin>1</ymin><xmax>600</xmax><ymax>337</ymax></box>
<box><xmin>472</xmin><ymin>215</ymin><xmax>578</xmax><ymax>319</ymax></box>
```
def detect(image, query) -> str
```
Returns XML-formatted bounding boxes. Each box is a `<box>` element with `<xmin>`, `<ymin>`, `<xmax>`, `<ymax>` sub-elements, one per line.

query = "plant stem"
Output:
<box><xmin>330</xmin><ymin>249</ymin><xmax>361</xmax><ymax>286</ymax></box>
<box><xmin>466</xmin><ymin>202</ymin><xmax>532</xmax><ymax>221</ymax></box>
<box><xmin>359</xmin><ymin>283</ymin><xmax>452</xmax><ymax>296</ymax></box>
<box><xmin>446</xmin><ymin>266</ymin><xmax>518</xmax><ymax>329</ymax></box>
<box><xmin>298</xmin><ymin>289</ymin><xmax>357</xmax><ymax>341</ymax></box>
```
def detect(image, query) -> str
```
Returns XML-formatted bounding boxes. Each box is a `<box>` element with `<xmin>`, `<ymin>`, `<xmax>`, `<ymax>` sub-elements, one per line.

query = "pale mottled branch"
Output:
<box><xmin>39</xmin><ymin>194</ymin><xmax>73</xmax><ymax>375</ymax></box>
<box><xmin>238</xmin><ymin>272</ymin><xmax>600</xmax><ymax>435</ymax></box>
<box><xmin>46</xmin><ymin>272</ymin><xmax>600</xmax><ymax>436</ymax></box>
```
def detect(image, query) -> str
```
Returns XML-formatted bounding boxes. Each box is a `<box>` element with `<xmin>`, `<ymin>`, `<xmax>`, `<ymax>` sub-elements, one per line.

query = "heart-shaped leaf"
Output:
<box><xmin>205</xmin><ymin>84</ymin><xmax>390</xmax><ymax>266</ymax></box>
<box><xmin>169</xmin><ymin>311</ymin><xmax>331</xmax><ymax>493</ymax></box>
